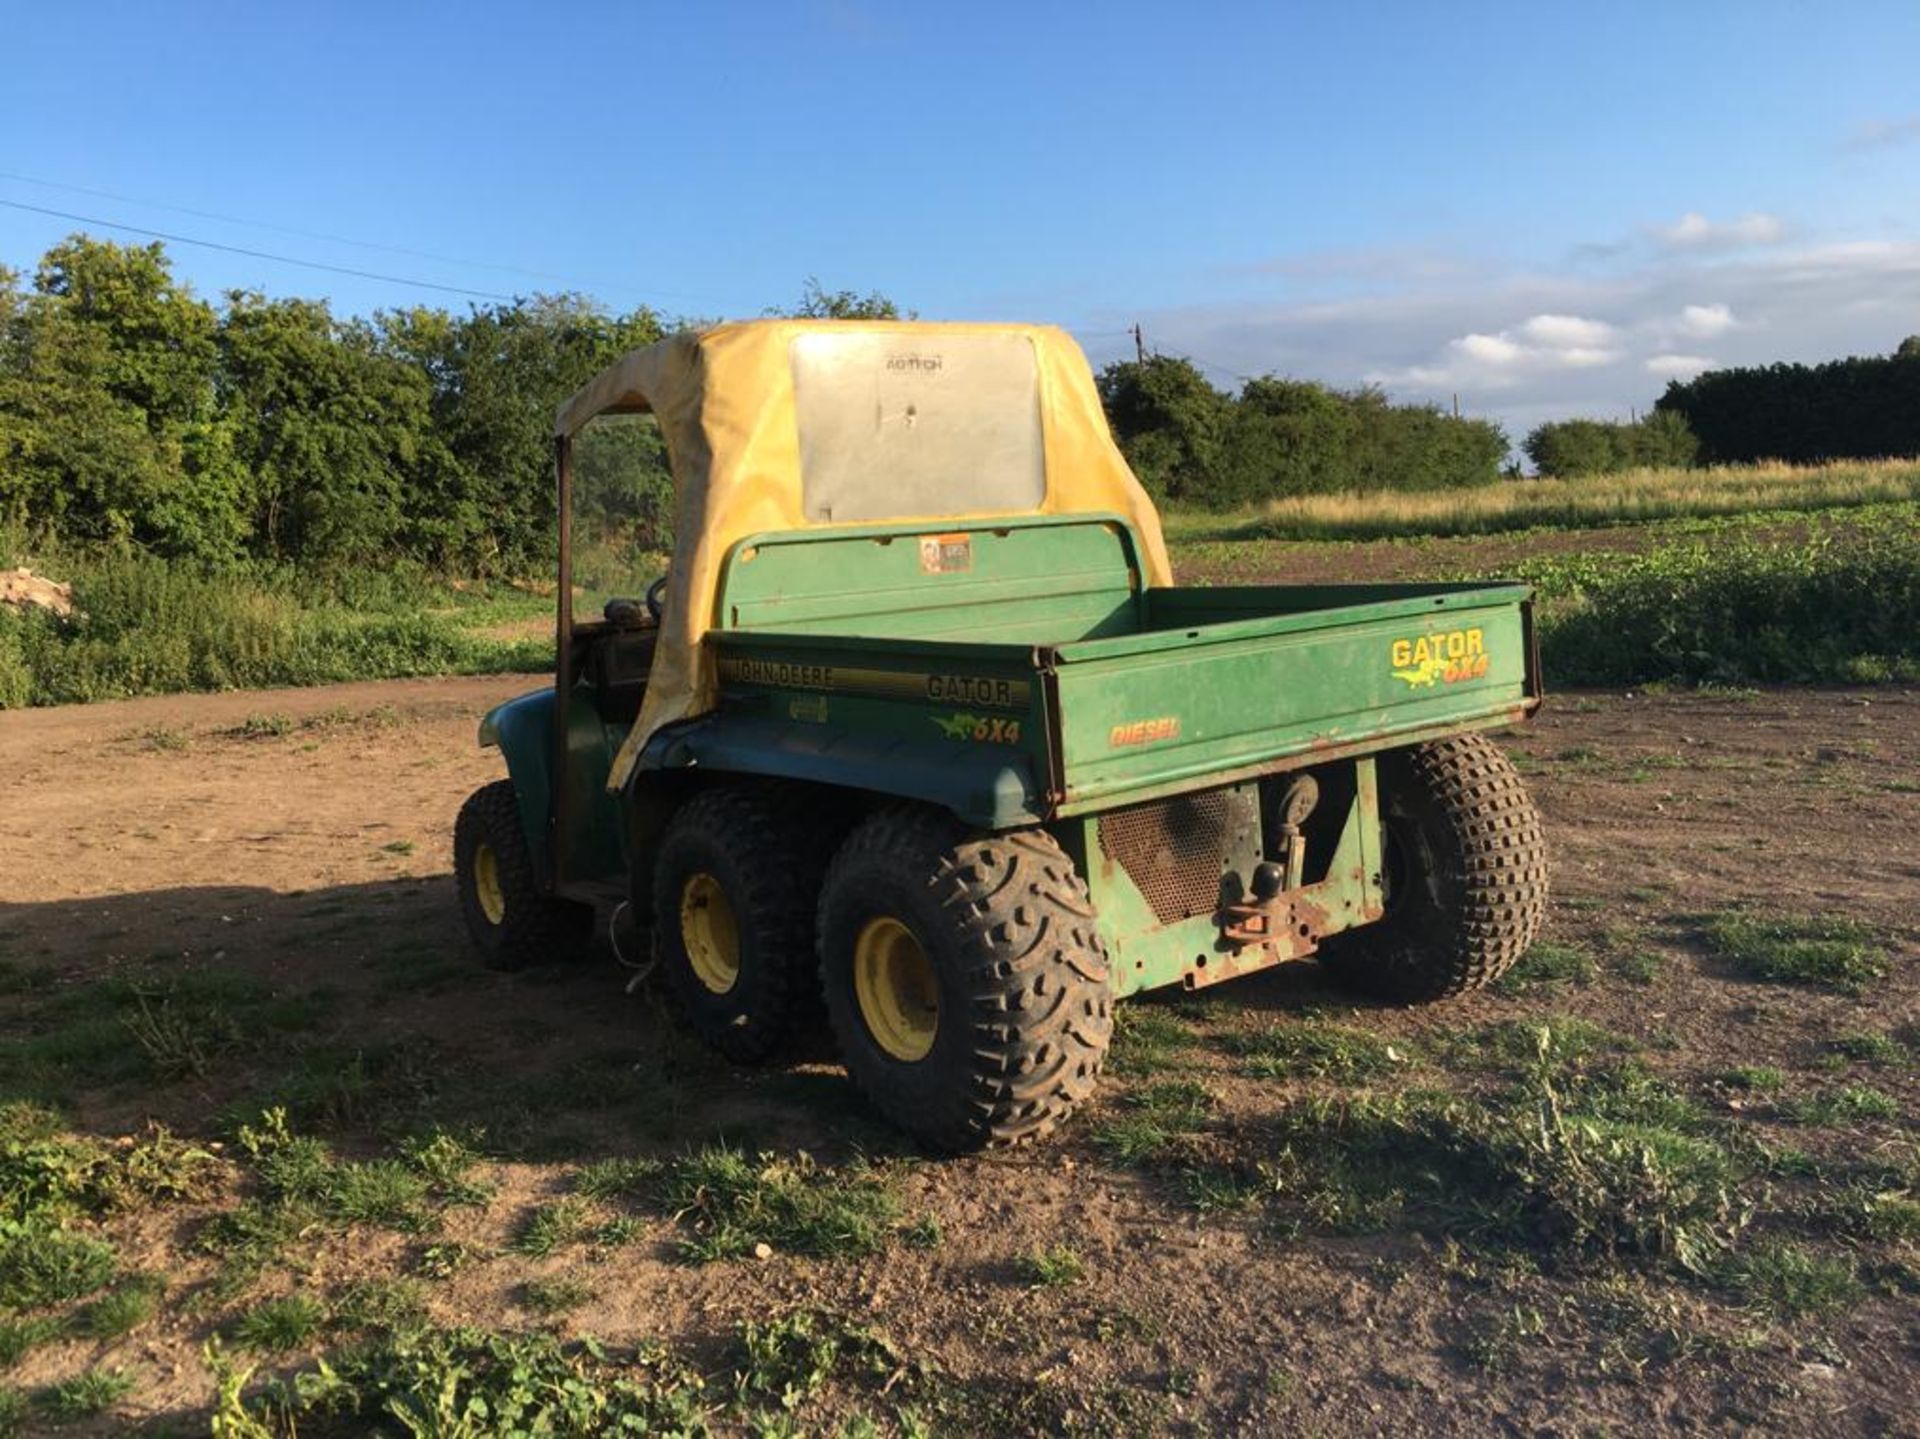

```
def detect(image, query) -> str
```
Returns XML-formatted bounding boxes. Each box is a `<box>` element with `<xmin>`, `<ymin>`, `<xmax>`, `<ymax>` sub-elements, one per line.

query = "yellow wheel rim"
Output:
<box><xmin>853</xmin><ymin>916</ymin><xmax>939</xmax><ymax>1062</ymax></box>
<box><xmin>473</xmin><ymin>842</ymin><xmax>506</xmax><ymax>926</ymax></box>
<box><xmin>680</xmin><ymin>872</ymin><xmax>741</xmax><ymax>995</ymax></box>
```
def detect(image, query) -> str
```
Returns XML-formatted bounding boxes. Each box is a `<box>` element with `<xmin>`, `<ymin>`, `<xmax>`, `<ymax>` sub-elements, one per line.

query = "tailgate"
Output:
<box><xmin>1044</xmin><ymin>582</ymin><xmax>1538</xmax><ymax>813</ymax></box>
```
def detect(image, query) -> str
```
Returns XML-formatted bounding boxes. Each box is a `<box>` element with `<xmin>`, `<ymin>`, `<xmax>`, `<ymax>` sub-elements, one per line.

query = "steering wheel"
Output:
<box><xmin>646</xmin><ymin>575</ymin><xmax>668</xmax><ymax>624</ymax></box>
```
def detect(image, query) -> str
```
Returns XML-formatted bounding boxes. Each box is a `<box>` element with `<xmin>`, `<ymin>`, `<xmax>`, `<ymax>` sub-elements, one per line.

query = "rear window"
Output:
<box><xmin>790</xmin><ymin>330</ymin><xmax>1046</xmax><ymax>523</ymax></box>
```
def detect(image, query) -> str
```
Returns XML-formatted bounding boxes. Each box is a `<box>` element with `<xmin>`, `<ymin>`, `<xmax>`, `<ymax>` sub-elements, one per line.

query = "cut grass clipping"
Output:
<box><xmin>1700</xmin><ymin>912</ymin><xmax>1886</xmax><ymax>994</ymax></box>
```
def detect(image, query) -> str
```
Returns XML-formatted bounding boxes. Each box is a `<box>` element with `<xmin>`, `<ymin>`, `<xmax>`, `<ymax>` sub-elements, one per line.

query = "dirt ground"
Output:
<box><xmin>1</xmin><ymin>673</ymin><xmax>1917</xmax><ymax>1435</ymax></box>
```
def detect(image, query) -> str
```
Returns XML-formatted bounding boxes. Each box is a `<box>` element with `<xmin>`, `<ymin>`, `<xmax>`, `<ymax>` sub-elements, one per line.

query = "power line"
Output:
<box><xmin>0</xmin><ymin>197</ymin><xmax>520</xmax><ymax>301</ymax></box>
<box><xmin>0</xmin><ymin>168</ymin><xmax>604</xmax><ymax>291</ymax></box>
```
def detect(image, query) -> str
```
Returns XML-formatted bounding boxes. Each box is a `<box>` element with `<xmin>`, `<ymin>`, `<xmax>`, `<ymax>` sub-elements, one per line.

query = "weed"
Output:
<box><xmin>412</xmin><ymin>1242</ymin><xmax>476</xmax><ymax>1281</ymax></box>
<box><xmin>1018</xmin><ymin>1246</ymin><xmax>1086</xmax><ymax>1287</ymax></box>
<box><xmin>1718</xmin><ymin>1241</ymin><xmax>1863</xmax><ymax>1319</ymax></box>
<box><xmin>902</xmin><ymin>1216</ymin><xmax>943</xmax><ymax>1250</ymax></box>
<box><xmin>208</xmin><ymin>1326</ymin><xmax>711</xmax><ymax>1434</ymax></box>
<box><xmin>234</xmin><ymin>711</ymin><xmax>296</xmax><ymax>739</ymax></box>
<box><xmin>333</xmin><ymin>1277</ymin><xmax>428</xmax><ymax>1334</ymax></box>
<box><xmin>735</xmin><ymin>1311</ymin><xmax>861</xmax><ymax>1411</ymax></box>
<box><xmin>231</xmin><ymin>1294</ymin><xmax>325</xmax><ymax>1352</ymax></box>
<box><xmin>1720</xmin><ymin>1065</ymin><xmax>1787</xmax><ymax>1092</ymax></box>
<box><xmin>39</xmin><ymin>1367</ymin><xmax>134</xmax><ymax>1420</ymax></box>
<box><xmin>1825</xmin><ymin>1031</ymin><xmax>1907</xmax><ymax>1067</ymax></box>
<box><xmin>1223</xmin><ymin>1020</ymin><xmax>1406</xmax><ymax>1082</ymax></box>
<box><xmin>82</xmin><ymin>1273</ymin><xmax>167</xmax><ymax>1339</ymax></box>
<box><xmin>652</xmin><ymin>1146</ymin><xmax>904</xmax><ymax>1263</ymax></box>
<box><xmin>381</xmin><ymin>839</ymin><xmax>417</xmax><ymax>856</ymax></box>
<box><xmin>1701</xmin><ymin>911</ymin><xmax>1886</xmax><ymax>994</ymax></box>
<box><xmin>135</xmin><ymin>724</ymin><xmax>191</xmax><ymax>751</ymax></box>
<box><xmin>1494</xmin><ymin>940</ymin><xmax>1598</xmax><ymax>995</ymax></box>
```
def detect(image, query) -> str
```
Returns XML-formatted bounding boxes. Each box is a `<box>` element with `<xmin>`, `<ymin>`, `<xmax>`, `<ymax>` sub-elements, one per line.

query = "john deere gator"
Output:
<box><xmin>454</xmin><ymin>321</ymin><xmax>1548</xmax><ymax>1152</ymax></box>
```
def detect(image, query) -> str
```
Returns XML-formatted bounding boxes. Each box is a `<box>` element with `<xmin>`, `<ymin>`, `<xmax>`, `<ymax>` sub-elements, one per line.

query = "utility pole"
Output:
<box><xmin>1132</xmin><ymin>323</ymin><xmax>1146</xmax><ymax>363</ymax></box>
<box><xmin>1452</xmin><ymin>393</ymin><xmax>1460</xmax><ymax>419</ymax></box>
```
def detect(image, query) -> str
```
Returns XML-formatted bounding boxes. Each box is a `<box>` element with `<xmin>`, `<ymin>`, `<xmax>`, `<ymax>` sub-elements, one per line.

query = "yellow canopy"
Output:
<box><xmin>556</xmin><ymin>319</ymin><xmax>1174</xmax><ymax>791</ymax></box>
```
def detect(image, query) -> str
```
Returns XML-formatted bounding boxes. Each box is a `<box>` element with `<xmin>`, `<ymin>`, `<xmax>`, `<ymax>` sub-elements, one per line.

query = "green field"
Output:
<box><xmin>6</xmin><ymin>463</ymin><xmax>1920</xmax><ymax>708</ymax></box>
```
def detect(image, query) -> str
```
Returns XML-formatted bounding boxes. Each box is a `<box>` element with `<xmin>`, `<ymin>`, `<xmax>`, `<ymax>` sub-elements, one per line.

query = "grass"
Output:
<box><xmin>38</xmin><ymin>1366</ymin><xmax>134</xmax><ymax>1420</ymax></box>
<box><xmin>1700</xmin><ymin>911</ymin><xmax>1887</xmax><ymax>994</ymax></box>
<box><xmin>0</xmin><ymin>548</ymin><xmax>549</xmax><ymax>708</ymax></box>
<box><xmin>1261</xmin><ymin>1057</ymin><xmax>1741</xmax><ymax>1271</ymax></box>
<box><xmin>647</xmin><ymin>1146</ymin><xmax>906</xmax><ymax>1263</ymax></box>
<box><xmin>1790</xmin><ymin>1085</ymin><xmax>1902</xmax><ymax>1126</ymax></box>
<box><xmin>520</xmin><ymin>1274</ymin><xmax>598</xmax><ymax>1315</ymax></box>
<box><xmin>230</xmin><ymin>1294</ymin><xmax>326</xmax><ymax>1352</ymax></box>
<box><xmin>1494</xmin><ymin>941</ymin><xmax>1598</xmax><ymax>995</ymax></box>
<box><xmin>1717</xmin><ymin>1240</ymin><xmax>1863</xmax><ymax>1319</ymax></box>
<box><xmin>1222</xmin><ymin>1019</ymin><xmax>1408</xmax><ymax>1082</ymax></box>
<box><xmin>81</xmin><ymin>1273</ymin><xmax>167</xmax><ymax>1339</ymax></box>
<box><xmin>1091</xmin><ymin>1080</ymin><xmax>1215</xmax><ymax>1164</ymax></box>
<box><xmin>1106</xmin><ymin>1004</ymin><xmax>1203</xmax><ymax>1077</ymax></box>
<box><xmin>1169</xmin><ymin>459</ymin><xmax>1920</xmax><ymax>543</ymax></box>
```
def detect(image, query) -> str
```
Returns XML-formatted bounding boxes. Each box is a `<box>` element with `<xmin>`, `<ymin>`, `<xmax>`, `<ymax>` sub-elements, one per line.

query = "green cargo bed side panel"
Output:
<box><xmin>638</xmin><ymin>716</ymin><xmax>1045</xmax><ymax>829</ymax></box>
<box><xmin>716</xmin><ymin>514</ymin><xmax>1147</xmax><ymax>644</ymax></box>
<box><xmin>1048</xmin><ymin>585</ymin><xmax>1536</xmax><ymax>811</ymax></box>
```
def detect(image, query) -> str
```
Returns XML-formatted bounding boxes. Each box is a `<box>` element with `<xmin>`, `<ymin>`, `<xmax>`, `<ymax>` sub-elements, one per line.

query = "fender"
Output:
<box><xmin>478</xmin><ymin>689</ymin><xmax>559</xmax><ymax>879</ymax></box>
<box><xmin>633</xmin><ymin>713</ymin><xmax>1046</xmax><ymax>830</ymax></box>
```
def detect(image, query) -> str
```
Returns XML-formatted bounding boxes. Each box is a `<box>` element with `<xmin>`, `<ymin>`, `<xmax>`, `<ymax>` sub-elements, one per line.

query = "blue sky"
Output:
<box><xmin>5</xmin><ymin>0</ymin><xmax>1920</xmax><ymax>439</ymax></box>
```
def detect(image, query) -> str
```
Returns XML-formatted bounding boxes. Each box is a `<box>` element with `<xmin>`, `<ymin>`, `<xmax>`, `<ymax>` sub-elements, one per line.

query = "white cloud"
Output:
<box><xmin>1516</xmin><ymin>313</ymin><xmax>1616</xmax><ymax>348</ymax></box>
<box><xmin>1381</xmin><ymin>312</ymin><xmax>1623</xmax><ymax>389</ymax></box>
<box><xmin>1082</xmin><ymin>228</ymin><xmax>1920</xmax><ymax>444</ymax></box>
<box><xmin>1842</xmin><ymin>115</ymin><xmax>1920</xmax><ymax>152</ymax></box>
<box><xmin>1673</xmin><ymin>302</ymin><xmax>1735</xmax><ymax>339</ymax></box>
<box><xmin>1644</xmin><ymin>353</ymin><xmax>1716</xmax><ymax>380</ymax></box>
<box><xmin>1652</xmin><ymin>212</ymin><xmax>1785</xmax><ymax>251</ymax></box>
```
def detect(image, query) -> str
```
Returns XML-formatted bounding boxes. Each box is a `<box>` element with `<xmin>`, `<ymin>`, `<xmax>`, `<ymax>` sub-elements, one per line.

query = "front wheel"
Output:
<box><xmin>818</xmin><ymin>809</ymin><xmax>1113</xmax><ymax>1153</ymax></box>
<box><xmin>455</xmin><ymin>781</ymin><xmax>594</xmax><ymax>970</ymax></box>
<box><xmin>1320</xmin><ymin>734</ymin><xmax>1549</xmax><ymax>1001</ymax></box>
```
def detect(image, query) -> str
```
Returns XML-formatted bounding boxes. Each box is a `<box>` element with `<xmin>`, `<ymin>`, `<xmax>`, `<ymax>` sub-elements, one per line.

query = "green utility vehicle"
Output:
<box><xmin>455</xmin><ymin>321</ymin><xmax>1547</xmax><ymax>1152</ymax></box>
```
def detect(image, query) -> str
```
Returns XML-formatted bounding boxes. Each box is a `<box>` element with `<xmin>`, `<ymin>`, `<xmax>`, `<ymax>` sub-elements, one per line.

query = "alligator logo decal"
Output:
<box><xmin>1391</xmin><ymin>656</ymin><xmax>1450</xmax><ymax>688</ymax></box>
<box><xmin>1390</xmin><ymin>628</ymin><xmax>1491</xmax><ymax>688</ymax></box>
<box><xmin>932</xmin><ymin>712</ymin><xmax>1022</xmax><ymax>744</ymax></box>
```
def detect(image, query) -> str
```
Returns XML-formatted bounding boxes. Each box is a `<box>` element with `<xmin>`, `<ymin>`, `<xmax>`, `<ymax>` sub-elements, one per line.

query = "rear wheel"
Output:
<box><xmin>651</xmin><ymin>786</ymin><xmax>821</xmax><ymax>1063</ymax></box>
<box><xmin>818</xmin><ymin>808</ymin><xmax>1113</xmax><ymax>1153</ymax></box>
<box><xmin>455</xmin><ymin>781</ymin><xmax>593</xmax><ymax>970</ymax></box>
<box><xmin>1320</xmin><ymin>734</ymin><xmax>1548</xmax><ymax>1001</ymax></box>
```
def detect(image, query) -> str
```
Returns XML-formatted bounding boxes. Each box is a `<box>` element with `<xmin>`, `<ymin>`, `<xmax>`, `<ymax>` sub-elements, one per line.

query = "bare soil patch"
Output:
<box><xmin>1</xmin><ymin>674</ymin><xmax>1916</xmax><ymax>1434</ymax></box>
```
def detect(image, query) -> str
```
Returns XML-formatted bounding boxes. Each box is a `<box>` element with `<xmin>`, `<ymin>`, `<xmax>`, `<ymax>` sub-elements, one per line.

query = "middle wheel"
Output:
<box><xmin>818</xmin><ymin>807</ymin><xmax>1114</xmax><ymax>1153</ymax></box>
<box><xmin>651</xmin><ymin>785</ymin><xmax>822</xmax><ymax>1063</ymax></box>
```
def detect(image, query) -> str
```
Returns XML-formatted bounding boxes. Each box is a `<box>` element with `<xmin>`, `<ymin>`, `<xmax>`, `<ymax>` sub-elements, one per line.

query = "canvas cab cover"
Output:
<box><xmin>553</xmin><ymin>320</ymin><xmax>1173</xmax><ymax>790</ymax></box>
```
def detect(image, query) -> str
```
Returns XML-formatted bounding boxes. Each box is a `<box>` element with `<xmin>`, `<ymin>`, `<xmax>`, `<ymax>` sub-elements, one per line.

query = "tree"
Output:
<box><xmin>779</xmin><ymin>278</ymin><xmax>905</xmax><ymax>320</ymax></box>
<box><xmin>1094</xmin><ymin>356</ymin><xmax>1231</xmax><ymax>503</ymax></box>
<box><xmin>0</xmin><ymin>236</ymin><xmax>244</xmax><ymax>559</ymax></box>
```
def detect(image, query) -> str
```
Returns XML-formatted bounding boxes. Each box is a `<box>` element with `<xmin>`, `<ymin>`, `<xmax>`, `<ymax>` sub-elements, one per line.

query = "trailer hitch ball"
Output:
<box><xmin>1251</xmin><ymin>861</ymin><xmax>1286</xmax><ymax>902</ymax></box>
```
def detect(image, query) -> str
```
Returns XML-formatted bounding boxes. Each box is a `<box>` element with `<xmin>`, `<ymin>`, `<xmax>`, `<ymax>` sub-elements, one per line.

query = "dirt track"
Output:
<box><xmin>1</xmin><ymin>675</ymin><xmax>1917</xmax><ymax>1434</ymax></box>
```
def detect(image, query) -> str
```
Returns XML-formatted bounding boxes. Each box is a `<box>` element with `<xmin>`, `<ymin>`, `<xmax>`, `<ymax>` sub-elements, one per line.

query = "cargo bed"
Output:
<box><xmin>654</xmin><ymin>517</ymin><xmax>1540</xmax><ymax>826</ymax></box>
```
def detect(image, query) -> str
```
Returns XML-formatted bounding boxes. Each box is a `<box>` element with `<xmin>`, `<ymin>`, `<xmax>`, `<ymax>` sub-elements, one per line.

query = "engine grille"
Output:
<box><xmin>1098</xmin><ymin>787</ymin><xmax>1257</xmax><ymax>926</ymax></box>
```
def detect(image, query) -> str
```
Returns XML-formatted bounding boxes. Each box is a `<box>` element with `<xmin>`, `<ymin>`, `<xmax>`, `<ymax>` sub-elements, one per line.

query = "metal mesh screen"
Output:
<box><xmin>1098</xmin><ymin>788</ymin><xmax>1251</xmax><ymax>926</ymax></box>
